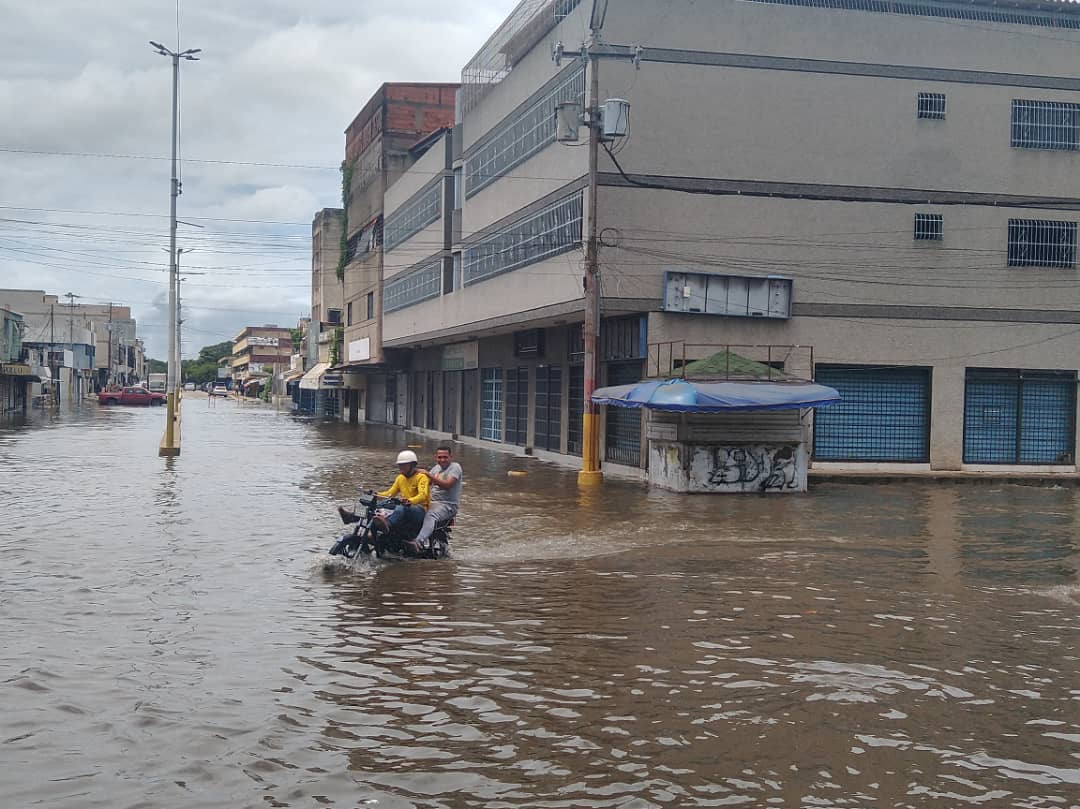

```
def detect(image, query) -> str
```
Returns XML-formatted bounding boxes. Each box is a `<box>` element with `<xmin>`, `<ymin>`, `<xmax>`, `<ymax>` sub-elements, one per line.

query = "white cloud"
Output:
<box><xmin>0</xmin><ymin>0</ymin><xmax>517</xmax><ymax>357</ymax></box>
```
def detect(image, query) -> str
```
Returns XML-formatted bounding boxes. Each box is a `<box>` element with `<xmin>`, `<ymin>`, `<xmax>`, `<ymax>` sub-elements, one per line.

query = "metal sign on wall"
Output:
<box><xmin>441</xmin><ymin>341</ymin><xmax>478</xmax><ymax>371</ymax></box>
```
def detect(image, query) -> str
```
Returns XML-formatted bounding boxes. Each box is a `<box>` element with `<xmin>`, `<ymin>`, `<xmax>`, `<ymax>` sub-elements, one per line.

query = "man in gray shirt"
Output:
<box><xmin>414</xmin><ymin>445</ymin><xmax>462</xmax><ymax>550</ymax></box>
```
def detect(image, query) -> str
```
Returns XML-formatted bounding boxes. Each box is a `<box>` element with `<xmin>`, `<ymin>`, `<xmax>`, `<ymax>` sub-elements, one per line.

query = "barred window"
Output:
<box><xmin>914</xmin><ymin>213</ymin><xmax>943</xmax><ymax>241</ymax></box>
<box><xmin>384</xmin><ymin>182</ymin><xmax>441</xmax><ymax>251</ymax></box>
<box><xmin>1011</xmin><ymin>100</ymin><xmax>1080</xmax><ymax>151</ymax></box>
<box><xmin>743</xmin><ymin>0</ymin><xmax>1080</xmax><ymax>31</ymax></box>
<box><xmin>383</xmin><ymin>260</ymin><xmax>442</xmax><ymax>313</ymax></box>
<box><xmin>917</xmin><ymin>92</ymin><xmax>945</xmax><ymax>120</ymax></box>
<box><xmin>1008</xmin><ymin>219</ymin><xmax>1076</xmax><ymax>268</ymax></box>
<box><xmin>465</xmin><ymin>66</ymin><xmax>586</xmax><ymax>198</ymax></box>
<box><xmin>463</xmin><ymin>192</ymin><xmax>583</xmax><ymax>286</ymax></box>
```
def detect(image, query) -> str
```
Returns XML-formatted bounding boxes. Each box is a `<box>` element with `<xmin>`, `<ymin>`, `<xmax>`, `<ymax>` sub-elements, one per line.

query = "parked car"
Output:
<box><xmin>210</xmin><ymin>384</ymin><xmax>229</xmax><ymax>398</ymax></box>
<box><xmin>183</xmin><ymin>382</ymin><xmax>196</xmax><ymax>391</ymax></box>
<box><xmin>99</xmin><ymin>386</ymin><xmax>166</xmax><ymax>407</ymax></box>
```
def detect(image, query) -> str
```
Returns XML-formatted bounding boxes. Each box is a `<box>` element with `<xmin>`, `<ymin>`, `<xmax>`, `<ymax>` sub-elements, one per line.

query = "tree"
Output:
<box><xmin>147</xmin><ymin>358</ymin><xmax>168</xmax><ymax>374</ymax></box>
<box><xmin>180</xmin><ymin>340</ymin><xmax>234</xmax><ymax>386</ymax></box>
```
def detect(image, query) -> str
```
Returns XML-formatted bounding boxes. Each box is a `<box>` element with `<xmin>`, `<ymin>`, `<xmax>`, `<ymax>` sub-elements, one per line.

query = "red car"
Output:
<box><xmin>98</xmin><ymin>386</ymin><xmax>166</xmax><ymax>406</ymax></box>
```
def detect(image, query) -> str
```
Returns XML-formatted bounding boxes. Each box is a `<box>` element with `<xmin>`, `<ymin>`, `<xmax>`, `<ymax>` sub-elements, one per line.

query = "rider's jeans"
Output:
<box><xmin>386</xmin><ymin>504</ymin><xmax>425</xmax><ymax>536</ymax></box>
<box><xmin>415</xmin><ymin>502</ymin><xmax>458</xmax><ymax>545</ymax></box>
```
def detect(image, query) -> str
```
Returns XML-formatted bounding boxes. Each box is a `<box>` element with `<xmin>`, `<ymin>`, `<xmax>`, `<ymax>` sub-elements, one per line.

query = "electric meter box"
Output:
<box><xmin>602</xmin><ymin>98</ymin><xmax>630</xmax><ymax>138</ymax></box>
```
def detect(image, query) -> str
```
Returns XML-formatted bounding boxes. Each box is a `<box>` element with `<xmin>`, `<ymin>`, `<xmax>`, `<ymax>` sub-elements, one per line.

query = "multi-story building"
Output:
<box><xmin>230</xmin><ymin>325</ymin><xmax>292</xmax><ymax>395</ymax></box>
<box><xmin>0</xmin><ymin>306</ymin><xmax>29</xmax><ymax>413</ymax></box>
<box><xmin>0</xmin><ymin>289</ymin><xmax>97</xmax><ymax>404</ymax></box>
<box><xmin>355</xmin><ymin>0</ymin><xmax>1080</xmax><ymax>475</ymax></box>
<box><xmin>332</xmin><ymin>82</ymin><xmax>459</xmax><ymax>423</ymax></box>
<box><xmin>77</xmin><ymin>303</ymin><xmax>140</xmax><ymax>388</ymax></box>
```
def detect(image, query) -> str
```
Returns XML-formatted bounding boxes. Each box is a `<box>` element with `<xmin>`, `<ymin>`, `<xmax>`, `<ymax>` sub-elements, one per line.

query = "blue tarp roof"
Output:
<box><xmin>591</xmin><ymin>378</ymin><xmax>841</xmax><ymax>413</ymax></box>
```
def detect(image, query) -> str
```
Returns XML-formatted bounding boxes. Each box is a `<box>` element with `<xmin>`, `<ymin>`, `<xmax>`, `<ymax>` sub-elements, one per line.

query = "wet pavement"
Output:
<box><xmin>1</xmin><ymin>399</ymin><xmax>1078</xmax><ymax>808</ymax></box>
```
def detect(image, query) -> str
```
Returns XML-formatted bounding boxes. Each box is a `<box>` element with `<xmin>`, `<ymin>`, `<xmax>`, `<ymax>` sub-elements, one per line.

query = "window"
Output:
<box><xmin>453</xmin><ymin>167</ymin><xmax>463</xmax><ymax>210</ymax></box>
<box><xmin>465</xmin><ymin>66</ymin><xmax>586</xmax><ymax>197</ymax></box>
<box><xmin>914</xmin><ymin>213</ymin><xmax>943</xmax><ymax>241</ymax></box>
<box><xmin>814</xmin><ymin>366</ymin><xmax>931</xmax><ymax>462</ymax></box>
<box><xmin>480</xmin><ymin>367</ymin><xmax>503</xmax><ymax>442</ymax></box>
<box><xmin>384</xmin><ymin>182</ymin><xmax>441</xmax><ymax>250</ymax></box>
<box><xmin>366</xmin><ymin>291</ymin><xmax>374</xmax><ymax>321</ymax></box>
<box><xmin>1011</xmin><ymin>100</ymin><xmax>1080</xmax><ymax>151</ymax></box>
<box><xmin>452</xmin><ymin>252</ymin><xmax>463</xmax><ymax>291</ymax></box>
<box><xmin>1007</xmin><ymin>219</ymin><xmax>1076</xmax><ymax>268</ymax></box>
<box><xmin>346</xmin><ymin>302</ymin><xmax>353</xmax><ymax>326</ymax></box>
<box><xmin>917</xmin><ymin>92</ymin><xmax>946</xmax><ymax>120</ymax></box>
<box><xmin>383</xmin><ymin>261</ymin><xmax>442</xmax><ymax>313</ymax></box>
<box><xmin>743</xmin><ymin>0</ymin><xmax>1080</xmax><ymax>30</ymax></box>
<box><xmin>326</xmin><ymin>308</ymin><xmax>342</xmax><ymax>325</ymax></box>
<box><xmin>964</xmin><ymin>369</ymin><xmax>1076</xmax><ymax>464</ymax></box>
<box><xmin>463</xmin><ymin>192</ymin><xmax>583</xmax><ymax>286</ymax></box>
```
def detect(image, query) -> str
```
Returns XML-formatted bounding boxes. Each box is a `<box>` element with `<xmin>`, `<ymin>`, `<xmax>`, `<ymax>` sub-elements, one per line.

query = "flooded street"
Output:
<box><xmin>2</xmin><ymin>401</ymin><xmax>1078</xmax><ymax>809</ymax></box>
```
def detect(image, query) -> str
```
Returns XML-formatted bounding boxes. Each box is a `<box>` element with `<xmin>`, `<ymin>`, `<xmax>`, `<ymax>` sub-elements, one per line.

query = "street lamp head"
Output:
<box><xmin>149</xmin><ymin>40</ymin><xmax>170</xmax><ymax>56</ymax></box>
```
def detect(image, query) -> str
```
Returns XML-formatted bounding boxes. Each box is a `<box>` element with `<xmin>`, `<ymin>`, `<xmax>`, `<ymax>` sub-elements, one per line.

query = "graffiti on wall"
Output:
<box><xmin>696</xmin><ymin>445</ymin><xmax>804</xmax><ymax>493</ymax></box>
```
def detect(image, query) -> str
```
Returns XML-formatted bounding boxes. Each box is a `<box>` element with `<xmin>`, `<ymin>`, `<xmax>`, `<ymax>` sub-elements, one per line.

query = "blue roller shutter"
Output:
<box><xmin>964</xmin><ymin>370</ymin><xmax>1075</xmax><ymax>464</ymax></box>
<box><xmin>814</xmin><ymin>366</ymin><xmax>931</xmax><ymax>462</ymax></box>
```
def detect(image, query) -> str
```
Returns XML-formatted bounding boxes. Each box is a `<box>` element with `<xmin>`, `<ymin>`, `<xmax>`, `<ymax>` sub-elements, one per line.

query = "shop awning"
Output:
<box><xmin>280</xmin><ymin>369</ymin><xmax>304</xmax><ymax>383</ymax></box>
<box><xmin>592</xmin><ymin>378</ymin><xmax>841</xmax><ymax>413</ymax></box>
<box><xmin>300</xmin><ymin>365</ymin><xmax>328</xmax><ymax>393</ymax></box>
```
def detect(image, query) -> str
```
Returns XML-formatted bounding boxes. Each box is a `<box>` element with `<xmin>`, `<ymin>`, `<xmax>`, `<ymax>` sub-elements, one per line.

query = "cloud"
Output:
<box><xmin>0</xmin><ymin>0</ymin><xmax>517</xmax><ymax>358</ymax></box>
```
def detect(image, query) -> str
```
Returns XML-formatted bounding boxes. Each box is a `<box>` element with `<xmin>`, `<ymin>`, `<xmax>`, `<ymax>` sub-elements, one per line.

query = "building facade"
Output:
<box><xmin>332</xmin><ymin>83</ymin><xmax>459</xmax><ymax>423</ymax></box>
<box><xmin>230</xmin><ymin>326</ymin><xmax>292</xmax><ymax>395</ymax></box>
<box><xmin>334</xmin><ymin>0</ymin><xmax>1080</xmax><ymax>475</ymax></box>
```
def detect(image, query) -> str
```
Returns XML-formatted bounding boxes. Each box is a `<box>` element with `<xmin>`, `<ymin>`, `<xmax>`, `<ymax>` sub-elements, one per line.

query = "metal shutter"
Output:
<box><xmin>814</xmin><ymin>366</ymin><xmax>931</xmax><ymax>462</ymax></box>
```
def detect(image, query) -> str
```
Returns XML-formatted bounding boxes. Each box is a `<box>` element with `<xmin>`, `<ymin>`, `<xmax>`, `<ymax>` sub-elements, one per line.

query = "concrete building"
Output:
<box><xmin>0</xmin><ymin>290</ymin><xmax>98</xmax><ymax>405</ymax></box>
<box><xmin>351</xmin><ymin>0</ymin><xmax>1080</xmax><ymax>476</ymax></box>
<box><xmin>230</xmin><ymin>325</ymin><xmax>292</xmax><ymax>395</ymax></box>
<box><xmin>0</xmin><ymin>307</ymin><xmax>30</xmax><ymax>414</ymax></box>
<box><xmin>76</xmin><ymin>303</ymin><xmax>142</xmax><ymax>388</ymax></box>
<box><xmin>332</xmin><ymin>82</ymin><xmax>459</xmax><ymax>423</ymax></box>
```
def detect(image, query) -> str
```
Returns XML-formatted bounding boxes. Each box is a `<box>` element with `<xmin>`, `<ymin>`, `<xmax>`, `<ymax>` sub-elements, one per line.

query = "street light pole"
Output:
<box><xmin>151</xmin><ymin>40</ymin><xmax>200</xmax><ymax>457</ymax></box>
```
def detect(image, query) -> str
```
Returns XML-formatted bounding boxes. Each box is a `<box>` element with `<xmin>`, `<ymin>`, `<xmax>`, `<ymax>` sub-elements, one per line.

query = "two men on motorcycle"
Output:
<box><xmin>337</xmin><ymin>446</ymin><xmax>461</xmax><ymax>556</ymax></box>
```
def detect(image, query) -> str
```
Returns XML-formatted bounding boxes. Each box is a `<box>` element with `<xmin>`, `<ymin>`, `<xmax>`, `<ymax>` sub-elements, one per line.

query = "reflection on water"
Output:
<box><xmin>1</xmin><ymin>403</ymin><xmax>1077</xmax><ymax>808</ymax></box>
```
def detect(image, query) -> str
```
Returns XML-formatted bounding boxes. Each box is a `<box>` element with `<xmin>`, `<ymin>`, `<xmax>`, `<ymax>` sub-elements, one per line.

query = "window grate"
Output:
<box><xmin>480</xmin><ymin>367</ymin><xmax>503</xmax><ymax>442</ymax></box>
<box><xmin>1011</xmin><ymin>100</ymin><xmax>1080</xmax><ymax>151</ymax></box>
<box><xmin>917</xmin><ymin>92</ymin><xmax>945</xmax><ymax>120</ymax></box>
<box><xmin>813</xmin><ymin>366</ymin><xmax>931</xmax><ymax>462</ymax></box>
<box><xmin>384</xmin><ymin>182</ymin><xmax>442</xmax><ymax>251</ymax></box>
<box><xmin>463</xmin><ymin>192</ymin><xmax>583</xmax><ymax>286</ymax></box>
<box><xmin>914</xmin><ymin>213</ymin><xmax>943</xmax><ymax>241</ymax></box>
<box><xmin>465</xmin><ymin>66</ymin><xmax>586</xmax><ymax>198</ymax></box>
<box><xmin>1007</xmin><ymin>219</ymin><xmax>1076</xmax><ymax>268</ymax></box>
<box><xmin>964</xmin><ymin>370</ymin><xmax>1076</xmax><ymax>464</ymax></box>
<box><xmin>383</xmin><ymin>260</ymin><xmax>442</xmax><ymax>313</ymax></box>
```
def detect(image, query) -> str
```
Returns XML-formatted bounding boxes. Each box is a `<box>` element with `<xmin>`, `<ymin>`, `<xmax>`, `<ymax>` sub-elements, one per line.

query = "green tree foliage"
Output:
<box><xmin>147</xmin><ymin>358</ymin><xmax>168</xmax><ymax>374</ymax></box>
<box><xmin>181</xmin><ymin>340</ymin><xmax>234</xmax><ymax>385</ymax></box>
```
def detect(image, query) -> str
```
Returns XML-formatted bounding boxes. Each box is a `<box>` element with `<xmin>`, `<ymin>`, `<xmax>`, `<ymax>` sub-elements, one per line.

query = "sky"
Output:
<box><xmin>0</xmin><ymin>0</ymin><xmax>517</xmax><ymax>359</ymax></box>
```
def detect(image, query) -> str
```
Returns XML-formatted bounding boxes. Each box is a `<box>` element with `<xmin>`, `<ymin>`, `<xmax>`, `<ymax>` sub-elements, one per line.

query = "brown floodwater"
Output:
<box><xmin>2</xmin><ymin>400</ymin><xmax>1078</xmax><ymax>808</ymax></box>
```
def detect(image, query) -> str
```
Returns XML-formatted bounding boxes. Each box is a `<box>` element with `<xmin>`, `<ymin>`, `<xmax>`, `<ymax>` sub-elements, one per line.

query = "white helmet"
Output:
<box><xmin>396</xmin><ymin>450</ymin><xmax>418</xmax><ymax>465</ymax></box>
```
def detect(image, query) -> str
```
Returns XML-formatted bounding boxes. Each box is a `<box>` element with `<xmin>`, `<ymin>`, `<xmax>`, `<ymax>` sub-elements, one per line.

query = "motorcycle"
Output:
<box><xmin>328</xmin><ymin>490</ymin><xmax>452</xmax><ymax>560</ymax></box>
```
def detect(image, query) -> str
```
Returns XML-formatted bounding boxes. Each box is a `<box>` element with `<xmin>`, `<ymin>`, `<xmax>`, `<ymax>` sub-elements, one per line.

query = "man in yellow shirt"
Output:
<box><xmin>374</xmin><ymin>449</ymin><xmax>430</xmax><ymax>538</ymax></box>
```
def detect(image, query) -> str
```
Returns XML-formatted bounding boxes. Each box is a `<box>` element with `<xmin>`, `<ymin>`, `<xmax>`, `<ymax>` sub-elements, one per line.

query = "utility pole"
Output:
<box><xmin>579</xmin><ymin>15</ymin><xmax>604</xmax><ymax>486</ymax></box>
<box><xmin>64</xmin><ymin>292</ymin><xmax>79</xmax><ymax>402</ymax></box>
<box><xmin>151</xmin><ymin>39</ymin><xmax>200</xmax><ymax>457</ymax></box>
<box><xmin>49</xmin><ymin>303</ymin><xmax>57</xmax><ymax>410</ymax></box>
<box><xmin>107</xmin><ymin>302</ymin><xmax>113</xmax><ymax>389</ymax></box>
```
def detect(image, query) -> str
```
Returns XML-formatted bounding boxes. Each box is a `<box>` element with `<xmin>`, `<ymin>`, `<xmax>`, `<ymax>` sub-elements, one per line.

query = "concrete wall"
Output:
<box><xmin>311</xmin><ymin>208</ymin><xmax>343</xmax><ymax>329</ymax></box>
